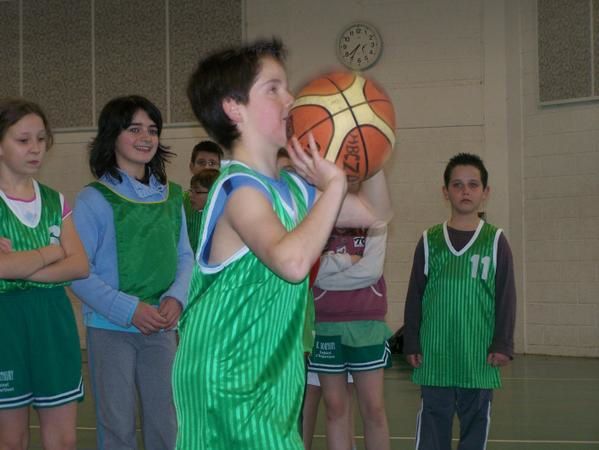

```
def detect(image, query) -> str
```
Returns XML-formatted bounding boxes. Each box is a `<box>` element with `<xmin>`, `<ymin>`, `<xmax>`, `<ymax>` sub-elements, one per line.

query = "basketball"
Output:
<box><xmin>288</xmin><ymin>71</ymin><xmax>396</xmax><ymax>183</ymax></box>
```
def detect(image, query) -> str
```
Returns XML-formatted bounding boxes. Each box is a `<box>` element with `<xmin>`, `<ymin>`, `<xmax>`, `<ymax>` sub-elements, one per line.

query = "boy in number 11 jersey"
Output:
<box><xmin>404</xmin><ymin>153</ymin><xmax>516</xmax><ymax>450</ymax></box>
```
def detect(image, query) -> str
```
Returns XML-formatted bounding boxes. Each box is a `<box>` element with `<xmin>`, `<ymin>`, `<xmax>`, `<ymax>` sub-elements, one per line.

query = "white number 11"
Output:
<box><xmin>470</xmin><ymin>254</ymin><xmax>491</xmax><ymax>280</ymax></box>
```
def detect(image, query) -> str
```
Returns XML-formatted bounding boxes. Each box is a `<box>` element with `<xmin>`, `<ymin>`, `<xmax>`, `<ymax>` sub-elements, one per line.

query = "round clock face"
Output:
<box><xmin>337</xmin><ymin>23</ymin><xmax>383</xmax><ymax>71</ymax></box>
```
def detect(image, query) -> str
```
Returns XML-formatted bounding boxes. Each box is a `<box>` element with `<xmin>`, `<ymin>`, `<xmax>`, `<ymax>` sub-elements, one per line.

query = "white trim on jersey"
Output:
<box><xmin>443</xmin><ymin>219</ymin><xmax>485</xmax><ymax>256</ymax></box>
<box><xmin>197</xmin><ymin>162</ymin><xmax>309</xmax><ymax>275</ymax></box>
<box><xmin>492</xmin><ymin>228</ymin><xmax>503</xmax><ymax>275</ymax></box>
<box><xmin>423</xmin><ymin>230</ymin><xmax>430</xmax><ymax>276</ymax></box>
<box><xmin>195</xmin><ymin>171</ymin><xmax>254</xmax><ymax>274</ymax></box>
<box><xmin>0</xmin><ymin>179</ymin><xmax>42</xmax><ymax>228</ymax></box>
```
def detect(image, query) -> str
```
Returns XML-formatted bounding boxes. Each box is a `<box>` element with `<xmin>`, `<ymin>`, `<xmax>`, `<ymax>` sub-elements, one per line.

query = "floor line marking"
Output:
<box><xmin>312</xmin><ymin>434</ymin><xmax>599</xmax><ymax>444</ymax></box>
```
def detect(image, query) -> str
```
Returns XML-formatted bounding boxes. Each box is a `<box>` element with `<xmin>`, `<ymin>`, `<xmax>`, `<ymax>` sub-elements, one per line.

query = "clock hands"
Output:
<box><xmin>338</xmin><ymin>23</ymin><xmax>382</xmax><ymax>69</ymax></box>
<box><xmin>348</xmin><ymin>44</ymin><xmax>360</xmax><ymax>59</ymax></box>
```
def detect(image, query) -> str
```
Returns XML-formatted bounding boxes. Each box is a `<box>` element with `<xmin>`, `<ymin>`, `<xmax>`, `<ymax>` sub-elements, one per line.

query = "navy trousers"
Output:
<box><xmin>415</xmin><ymin>386</ymin><xmax>492</xmax><ymax>450</ymax></box>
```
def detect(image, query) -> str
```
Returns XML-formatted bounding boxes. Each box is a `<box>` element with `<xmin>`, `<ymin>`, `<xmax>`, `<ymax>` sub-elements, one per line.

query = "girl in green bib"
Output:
<box><xmin>0</xmin><ymin>98</ymin><xmax>88</xmax><ymax>450</ymax></box>
<box><xmin>71</xmin><ymin>96</ymin><xmax>194</xmax><ymax>450</ymax></box>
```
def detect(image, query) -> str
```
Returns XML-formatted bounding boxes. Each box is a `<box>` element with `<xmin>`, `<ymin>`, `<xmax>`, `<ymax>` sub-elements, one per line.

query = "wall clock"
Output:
<box><xmin>337</xmin><ymin>22</ymin><xmax>383</xmax><ymax>71</ymax></box>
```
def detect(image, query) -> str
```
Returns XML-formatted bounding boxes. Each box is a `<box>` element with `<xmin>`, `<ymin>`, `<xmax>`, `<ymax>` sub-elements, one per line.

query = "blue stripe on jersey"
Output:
<box><xmin>199</xmin><ymin>171</ymin><xmax>315</xmax><ymax>268</ymax></box>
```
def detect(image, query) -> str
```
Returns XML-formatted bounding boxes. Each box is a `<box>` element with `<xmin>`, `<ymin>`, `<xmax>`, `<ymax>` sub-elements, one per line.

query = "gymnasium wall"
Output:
<box><xmin>247</xmin><ymin>0</ymin><xmax>599</xmax><ymax>358</ymax></box>
<box><xmin>518</xmin><ymin>1</ymin><xmax>599</xmax><ymax>357</ymax></box>
<box><xmin>2</xmin><ymin>0</ymin><xmax>597</xmax><ymax>357</ymax></box>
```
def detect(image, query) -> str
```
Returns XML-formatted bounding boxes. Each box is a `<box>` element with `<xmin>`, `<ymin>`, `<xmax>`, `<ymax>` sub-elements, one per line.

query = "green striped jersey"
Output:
<box><xmin>413</xmin><ymin>220</ymin><xmax>502</xmax><ymax>389</ymax></box>
<box><xmin>173</xmin><ymin>163</ymin><xmax>309</xmax><ymax>449</ymax></box>
<box><xmin>0</xmin><ymin>181</ymin><xmax>68</xmax><ymax>292</ymax></box>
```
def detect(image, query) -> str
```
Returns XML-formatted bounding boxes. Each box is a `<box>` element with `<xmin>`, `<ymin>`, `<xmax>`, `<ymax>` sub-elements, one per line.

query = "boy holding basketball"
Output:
<box><xmin>172</xmin><ymin>38</ymin><xmax>392</xmax><ymax>449</ymax></box>
<box><xmin>404</xmin><ymin>153</ymin><xmax>516</xmax><ymax>450</ymax></box>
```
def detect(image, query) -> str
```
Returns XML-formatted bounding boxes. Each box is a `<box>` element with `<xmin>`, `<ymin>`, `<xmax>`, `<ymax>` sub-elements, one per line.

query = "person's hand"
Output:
<box><xmin>287</xmin><ymin>133</ymin><xmax>347</xmax><ymax>193</ymax></box>
<box><xmin>158</xmin><ymin>297</ymin><xmax>183</xmax><ymax>330</ymax></box>
<box><xmin>41</xmin><ymin>244</ymin><xmax>66</xmax><ymax>265</ymax></box>
<box><xmin>406</xmin><ymin>353</ymin><xmax>422</xmax><ymax>368</ymax></box>
<box><xmin>0</xmin><ymin>238</ymin><xmax>13</xmax><ymax>253</ymax></box>
<box><xmin>350</xmin><ymin>254</ymin><xmax>362</xmax><ymax>264</ymax></box>
<box><xmin>132</xmin><ymin>302</ymin><xmax>168</xmax><ymax>335</ymax></box>
<box><xmin>487</xmin><ymin>352</ymin><xmax>510</xmax><ymax>367</ymax></box>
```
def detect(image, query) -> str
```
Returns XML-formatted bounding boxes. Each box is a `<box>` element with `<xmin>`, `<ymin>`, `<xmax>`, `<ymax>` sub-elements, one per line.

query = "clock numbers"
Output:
<box><xmin>337</xmin><ymin>23</ymin><xmax>382</xmax><ymax>70</ymax></box>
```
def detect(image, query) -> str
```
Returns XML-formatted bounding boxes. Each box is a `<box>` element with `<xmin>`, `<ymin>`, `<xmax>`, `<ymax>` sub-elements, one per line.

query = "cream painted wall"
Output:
<box><xmin>518</xmin><ymin>1</ymin><xmax>599</xmax><ymax>357</ymax></box>
<box><xmin>38</xmin><ymin>0</ymin><xmax>598</xmax><ymax>356</ymax></box>
<box><xmin>245</xmin><ymin>0</ymin><xmax>517</xmax><ymax>341</ymax></box>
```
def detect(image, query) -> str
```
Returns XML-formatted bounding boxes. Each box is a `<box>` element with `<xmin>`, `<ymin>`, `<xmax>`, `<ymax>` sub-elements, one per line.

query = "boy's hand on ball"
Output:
<box><xmin>288</xmin><ymin>133</ymin><xmax>346</xmax><ymax>193</ymax></box>
<box><xmin>132</xmin><ymin>302</ymin><xmax>168</xmax><ymax>335</ymax></box>
<box><xmin>158</xmin><ymin>297</ymin><xmax>183</xmax><ymax>329</ymax></box>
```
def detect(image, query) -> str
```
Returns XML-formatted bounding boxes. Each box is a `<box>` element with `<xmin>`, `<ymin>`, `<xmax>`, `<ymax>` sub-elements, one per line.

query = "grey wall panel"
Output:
<box><xmin>0</xmin><ymin>2</ymin><xmax>20</xmax><ymax>99</ymax></box>
<box><xmin>22</xmin><ymin>0</ymin><xmax>93</xmax><ymax>128</ymax></box>
<box><xmin>95</xmin><ymin>0</ymin><xmax>166</xmax><ymax>121</ymax></box>
<box><xmin>169</xmin><ymin>0</ymin><xmax>242</xmax><ymax>123</ymax></box>
<box><xmin>538</xmin><ymin>0</ymin><xmax>592</xmax><ymax>102</ymax></box>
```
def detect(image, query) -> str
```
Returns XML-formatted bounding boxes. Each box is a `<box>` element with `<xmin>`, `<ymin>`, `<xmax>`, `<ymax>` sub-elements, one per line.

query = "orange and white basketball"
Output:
<box><xmin>288</xmin><ymin>71</ymin><xmax>396</xmax><ymax>183</ymax></box>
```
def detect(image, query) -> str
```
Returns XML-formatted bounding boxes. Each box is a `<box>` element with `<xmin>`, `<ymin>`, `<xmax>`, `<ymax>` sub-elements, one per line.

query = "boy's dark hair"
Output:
<box><xmin>89</xmin><ymin>95</ymin><xmax>174</xmax><ymax>184</ymax></box>
<box><xmin>187</xmin><ymin>38</ymin><xmax>287</xmax><ymax>150</ymax></box>
<box><xmin>443</xmin><ymin>153</ymin><xmax>489</xmax><ymax>188</ymax></box>
<box><xmin>190</xmin><ymin>168</ymin><xmax>220</xmax><ymax>191</ymax></box>
<box><xmin>190</xmin><ymin>140</ymin><xmax>224</xmax><ymax>164</ymax></box>
<box><xmin>0</xmin><ymin>97</ymin><xmax>53</xmax><ymax>149</ymax></box>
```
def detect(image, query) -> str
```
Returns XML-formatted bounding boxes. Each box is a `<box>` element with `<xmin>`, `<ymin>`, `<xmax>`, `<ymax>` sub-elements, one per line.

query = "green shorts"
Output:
<box><xmin>0</xmin><ymin>287</ymin><xmax>84</xmax><ymax>410</ymax></box>
<box><xmin>307</xmin><ymin>321</ymin><xmax>392</xmax><ymax>374</ymax></box>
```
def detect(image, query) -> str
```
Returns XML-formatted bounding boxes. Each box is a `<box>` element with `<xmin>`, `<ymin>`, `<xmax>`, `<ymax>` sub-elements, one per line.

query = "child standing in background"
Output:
<box><xmin>404</xmin><ymin>152</ymin><xmax>516</xmax><ymax>450</ymax></box>
<box><xmin>187</xmin><ymin>168</ymin><xmax>220</xmax><ymax>253</ymax></box>
<box><xmin>0</xmin><ymin>98</ymin><xmax>88</xmax><ymax>450</ymax></box>
<box><xmin>71</xmin><ymin>95</ymin><xmax>194</xmax><ymax>450</ymax></box>
<box><xmin>183</xmin><ymin>140</ymin><xmax>223</xmax><ymax>253</ymax></box>
<box><xmin>308</xmin><ymin>224</ymin><xmax>391</xmax><ymax>450</ymax></box>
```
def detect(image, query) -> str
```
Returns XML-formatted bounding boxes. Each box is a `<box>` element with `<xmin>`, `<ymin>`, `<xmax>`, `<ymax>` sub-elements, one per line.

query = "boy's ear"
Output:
<box><xmin>483</xmin><ymin>185</ymin><xmax>490</xmax><ymax>199</ymax></box>
<box><xmin>222</xmin><ymin>97</ymin><xmax>242</xmax><ymax>123</ymax></box>
<box><xmin>442</xmin><ymin>185</ymin><xmax>449</xmax><ymax>200</ymax></box>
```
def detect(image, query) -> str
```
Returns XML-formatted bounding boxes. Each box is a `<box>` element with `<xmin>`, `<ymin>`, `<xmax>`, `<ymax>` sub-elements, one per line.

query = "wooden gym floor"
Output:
<box><xmin>27</xmin><ymin>353</ymin><xmax>599</xmax><ymax>449</ymax></box>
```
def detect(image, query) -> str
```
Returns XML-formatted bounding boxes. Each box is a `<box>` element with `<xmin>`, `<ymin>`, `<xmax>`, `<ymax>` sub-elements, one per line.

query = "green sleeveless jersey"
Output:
<box><xmin>0</xmin><ymin>181</ymin><xmax>69</xmax><ymax>292</ymax></box>
<box><xmin>173</xmin><ymin>163</ymin><xmax>309</xmax><ymax>450</ymax></box>
<box><xmin>183</xmin><ymin>190</ymin><xmax>203</xmax><ymax>254</ymax></box>
<box><xmin>89</xmin><ymin>181</ymin><xmax>182</xmax><ymax>305</ymax></box>
<box><xmin>413</xmin><ymin>221</ymin><xmax>502</xmax><ymax>389</ymax></box>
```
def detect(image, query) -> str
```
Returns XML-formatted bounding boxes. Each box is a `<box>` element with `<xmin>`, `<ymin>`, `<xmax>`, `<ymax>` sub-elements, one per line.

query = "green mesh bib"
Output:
<box><xmin>89</xmin><ymin>181</ymin><xmax>182</xmax><ymax>305</ymax></box>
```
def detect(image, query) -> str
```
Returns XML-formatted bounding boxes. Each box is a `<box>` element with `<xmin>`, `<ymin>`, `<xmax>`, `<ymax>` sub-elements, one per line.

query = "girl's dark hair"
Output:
<box><xmin>0</xmin><ymin>97</ymin><xmax>53</xmax><ymax>149</ymax></box>
<box><xmin>187</xmin><ymin>38</ymin><xmax>286</xmax><ymax>150</ymax></box>
<box><xmin>89</xmin><ymin>95</ymin><xmax>174</xmax><ymax>184</ymax></box>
